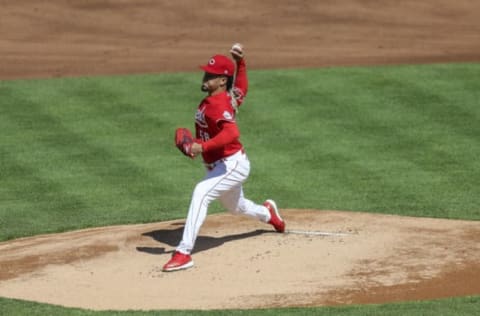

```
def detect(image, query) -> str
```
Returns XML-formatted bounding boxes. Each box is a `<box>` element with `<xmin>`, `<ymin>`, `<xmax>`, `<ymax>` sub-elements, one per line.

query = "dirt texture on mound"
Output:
<box><xmin>0</xmin><ymin>210</ymin><xmax>479</xmax><ymax>310</ymax></box>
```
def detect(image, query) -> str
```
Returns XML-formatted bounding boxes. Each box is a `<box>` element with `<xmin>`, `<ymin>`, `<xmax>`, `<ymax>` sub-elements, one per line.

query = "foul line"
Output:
<box><xmin>286</xmin><ymin>229</ymin><xmax>352</xmax><ymax>237</ymax></box>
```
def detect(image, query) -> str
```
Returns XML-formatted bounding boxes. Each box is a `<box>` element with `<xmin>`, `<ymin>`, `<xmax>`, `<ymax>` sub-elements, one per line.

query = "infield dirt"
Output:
<box><xmin>1</xmin><ymin>210</ymin><xmax>479</xmax><ymax>310</ymax></box>
<box><xmin>1</xmin><ymin>0</ymin><xmax>479</xmax><ymax>311</ymax></box>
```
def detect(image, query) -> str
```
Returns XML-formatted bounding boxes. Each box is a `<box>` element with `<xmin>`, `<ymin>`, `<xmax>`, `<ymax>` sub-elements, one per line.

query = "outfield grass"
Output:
<box><xmin>0</xmin><ymin>63</ymin><xmax>479</xmax><ymax>315</ymax></box>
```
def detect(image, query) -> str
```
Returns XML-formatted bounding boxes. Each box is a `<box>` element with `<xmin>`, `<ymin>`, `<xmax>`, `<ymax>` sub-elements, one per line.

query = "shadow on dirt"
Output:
<box><xmin>137</xmin><ymin>227</ymin><xmax>271</xmax><ymax>255</ymax></box>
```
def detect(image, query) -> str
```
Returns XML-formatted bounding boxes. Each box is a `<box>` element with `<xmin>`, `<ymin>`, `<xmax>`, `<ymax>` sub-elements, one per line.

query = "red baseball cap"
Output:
<box><xmin>200</xmin><ymin>55</ymin><xmax>235</xmax><ymax>76</ymax></box>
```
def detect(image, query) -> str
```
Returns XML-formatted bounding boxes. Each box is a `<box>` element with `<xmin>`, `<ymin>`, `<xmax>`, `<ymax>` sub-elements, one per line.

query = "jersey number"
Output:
<box><xmin>199</xmin><ymin>130</ymin><xmax>210</xmax><ymax>142</ymax></box>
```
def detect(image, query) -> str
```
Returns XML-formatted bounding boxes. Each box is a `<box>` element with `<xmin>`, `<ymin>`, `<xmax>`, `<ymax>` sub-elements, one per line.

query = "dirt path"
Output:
<box><xmin>1</xmin><ymin>1</ymin><xmax>480</xmax><ymax>80</ymax></box>
<box><xmin>1</xmin><ymin>0</ymin><xmax>480</xmax><ymax>310</ymax></box>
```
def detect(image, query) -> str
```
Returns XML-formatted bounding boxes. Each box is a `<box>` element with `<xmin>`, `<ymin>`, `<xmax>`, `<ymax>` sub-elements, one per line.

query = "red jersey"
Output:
<box><xmin>195</xmin><ymin>59</ymin><xmax>248</xmax><ymax>164</ymax></box>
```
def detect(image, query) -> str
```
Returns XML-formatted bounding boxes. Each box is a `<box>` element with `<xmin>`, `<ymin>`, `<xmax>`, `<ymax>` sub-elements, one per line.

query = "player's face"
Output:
<box><xmin>201</xmin><ymin>73</ymin><xmax>227</xmax><ymax>94</ymax></box>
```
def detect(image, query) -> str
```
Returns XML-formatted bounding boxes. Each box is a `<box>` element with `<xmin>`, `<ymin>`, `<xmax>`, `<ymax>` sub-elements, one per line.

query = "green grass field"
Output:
<box><xmin>1</xmin><ymin>295</ymin><xmax>479</xmax><ymax>316</ymax></box>
<box><xmin>1</xmin><ymin>63</ymin><xmax>479</xmax><ymax>315</ymax></box>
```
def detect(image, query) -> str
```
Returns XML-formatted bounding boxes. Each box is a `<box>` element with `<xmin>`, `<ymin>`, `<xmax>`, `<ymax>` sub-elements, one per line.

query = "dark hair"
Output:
<box><xmin>226</xmin><ymin>76</ymin><xmax>234</xmax><ymax>90</ymax></box>
<box><xmin>204</xmin><ymin>72</ymin><xmax>233</xmax><ymax>90</ymax></box>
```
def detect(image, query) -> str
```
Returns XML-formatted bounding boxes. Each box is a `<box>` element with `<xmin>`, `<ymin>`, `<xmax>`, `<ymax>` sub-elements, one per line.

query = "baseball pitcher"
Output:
<box><xmin>165</xmin><ymin>43</ymin><xmax>285</xmax><ymax>272</ymax></box>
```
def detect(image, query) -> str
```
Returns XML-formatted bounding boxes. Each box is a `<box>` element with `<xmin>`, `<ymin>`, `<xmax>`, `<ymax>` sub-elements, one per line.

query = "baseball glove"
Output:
<box><xmin>175</xmin><ymin>127</ymin><xmax>194</xmax><ymax>158</ymax></box>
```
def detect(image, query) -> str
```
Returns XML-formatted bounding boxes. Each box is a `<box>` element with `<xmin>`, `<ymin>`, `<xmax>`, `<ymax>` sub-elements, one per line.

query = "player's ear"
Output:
<box><xmin>219</xmin><ymin>75</ymin><xmax>228</xmax><ymax>86</ymax></box>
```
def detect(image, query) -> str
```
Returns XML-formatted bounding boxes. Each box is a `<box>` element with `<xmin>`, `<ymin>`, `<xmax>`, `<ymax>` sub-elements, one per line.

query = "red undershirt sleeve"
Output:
<box><xmin>234</xmin><ymin>59</ymin><xmax>248</xmax><ymax>96</ymax></box>
<box><xmin>232</xmin><ymin>59</ymin><xmax>248</xmax><ymax>108</ymax></box>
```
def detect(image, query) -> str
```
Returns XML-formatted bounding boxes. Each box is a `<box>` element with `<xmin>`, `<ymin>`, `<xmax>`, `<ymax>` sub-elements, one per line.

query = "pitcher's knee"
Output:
<box><xmin>227</xmin><ymin>208</ymin><xmax>241</xmax><ymax>215</ymax></box>
<box><xmin>232</xmin><ymin>202</ymin><xmax>249</xmax><ymax>215</ymax></box>
<box><xmin>223</xmin><ymin>203</ymin><xmax>244</xmax><ymax>215</ymax></box>
<box><xmin>192</xmin><ymin>185</ymin><xmax>216</xmax><ymax>207</ymax></box>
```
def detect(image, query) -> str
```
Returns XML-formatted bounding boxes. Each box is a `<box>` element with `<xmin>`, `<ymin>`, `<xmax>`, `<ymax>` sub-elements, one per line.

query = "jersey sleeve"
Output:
<box><xmin>232</xmin><ymin>59</ymin><xmax>248</xmax><ymax>107</ymax></box>
<box><xmin>201</xmin><ymin>121</ymin><xmax>240</xmax><ymax>152</ymax></box>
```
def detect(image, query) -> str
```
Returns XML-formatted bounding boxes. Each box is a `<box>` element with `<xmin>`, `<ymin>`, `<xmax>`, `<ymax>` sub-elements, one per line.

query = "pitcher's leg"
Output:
<box><xmin>219</xmin><ymin>186</ymin><xmax>270</xmax><ymax>222</ymax></box>
<box><xmin>176</xmin><ymin>177</ymin><xmax>221</xmax><ymax>254</ymax></box>
<box><xmin>176</xmin><ymin>161</ymin><xmax>245</xmax><ymax>254</ymax></box>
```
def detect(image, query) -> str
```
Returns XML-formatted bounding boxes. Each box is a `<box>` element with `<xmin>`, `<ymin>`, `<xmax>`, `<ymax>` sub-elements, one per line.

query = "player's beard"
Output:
<box><xmin>201</xmin><ymin>83</ymin><xmax>209</xmax><ymax>92</ymax></box>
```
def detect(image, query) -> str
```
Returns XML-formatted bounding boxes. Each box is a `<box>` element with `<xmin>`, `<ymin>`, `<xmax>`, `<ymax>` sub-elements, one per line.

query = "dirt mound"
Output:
<box><xmin>0</xmin><ymin>210</ymin><xmax>478</xmax><ymax>310</ymax></box>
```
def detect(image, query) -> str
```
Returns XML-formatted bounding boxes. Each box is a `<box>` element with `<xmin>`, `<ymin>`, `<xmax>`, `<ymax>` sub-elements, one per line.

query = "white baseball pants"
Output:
<box><xmin>177</xmin><ymin>150</ymin><xmax>270</xmax><ymax>254</ymax></box>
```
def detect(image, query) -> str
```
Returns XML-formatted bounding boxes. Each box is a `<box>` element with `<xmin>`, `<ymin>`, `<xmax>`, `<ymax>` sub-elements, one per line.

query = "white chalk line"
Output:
<box><xmin>286</xmin><ymin>229</ymin><xmax>352</xmax><ymax>237</ymax></box>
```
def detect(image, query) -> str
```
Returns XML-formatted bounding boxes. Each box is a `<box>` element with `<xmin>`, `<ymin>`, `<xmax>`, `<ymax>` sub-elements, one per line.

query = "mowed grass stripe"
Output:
<box><xmin>47</xmin><ymin>76</ymin><xmax>203</xmax><ymax>216</ymax></box>
<box><xmin>334</xmin><ymin>66</ymin><xmax>480</xmax><ymax>217</ymax></box>
<box><xmin>359</xmin><ymin>66</ymin><xmax>480</xmax><ymax>217</ymax></box>
<box><xmin>1</xmin><ymin>79</ymin><xmax>197</xmax><ymax>238</ymax></box>
<box><xmin>241</xmin><ymin>65</ymin><xmax>480</xmax><ymax>218</ymax></box>
<box><xmin>1</xmin><ymin>64</ymin><xmax>480</xmax><ymax>243</ymax></box>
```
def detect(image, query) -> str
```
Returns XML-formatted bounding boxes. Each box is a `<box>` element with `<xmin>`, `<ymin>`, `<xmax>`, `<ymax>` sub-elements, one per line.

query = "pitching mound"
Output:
<box><xmin>0</xmin><ymin>210</ymin><xmax>478</xmax><ymax>310</ymax></box>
